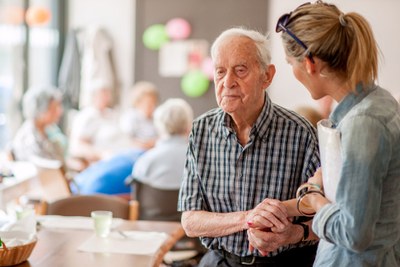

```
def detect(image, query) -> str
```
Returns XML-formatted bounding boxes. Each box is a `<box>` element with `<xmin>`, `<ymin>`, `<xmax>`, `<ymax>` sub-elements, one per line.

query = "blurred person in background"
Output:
<box><xmin>294</xmin><ymin>106</ymin><xmax>323</xmax><ymax>128</ymax></box>
<box><xmin>131</xmin><ymin>98</ymin><xmax>193</xmax><ymax>190</ymax></box>
<box><xmin>69</xmin><ymin>81</ymin><xmax>130</xmax><ymax>164</ymax></box>
<box><xmin>12</xmin><ymin>85</ymin><xmax>66</xmax><ymax>165</ymax></box>
<box><xmin>119</xmin><ymin>81</ymin><xmax>159</xmax><ymax>150</ymax></box>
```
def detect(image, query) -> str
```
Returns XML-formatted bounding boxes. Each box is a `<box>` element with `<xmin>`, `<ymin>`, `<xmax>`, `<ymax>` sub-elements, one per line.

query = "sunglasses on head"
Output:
<box><xmin>275</xmin><ymin>2</ymin><xmax>314</xmax><ymax>63</ymax></box>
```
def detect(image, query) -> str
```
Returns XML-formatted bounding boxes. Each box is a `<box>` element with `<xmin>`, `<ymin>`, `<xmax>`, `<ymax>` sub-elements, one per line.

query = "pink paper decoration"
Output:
<box><xmin>166</xmin><ymin>18</ymin><xmax>191</xmax><ymax>40</ymax></box>
<box><xmin>201</xmin><ymin>57</ymin><xmax>214</xmax><ymax>80</ymax></box>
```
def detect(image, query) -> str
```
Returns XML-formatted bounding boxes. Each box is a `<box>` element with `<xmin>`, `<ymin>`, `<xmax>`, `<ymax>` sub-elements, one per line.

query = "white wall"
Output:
<box><xmin>67</xmin><ymin>0</ymin><xmax>136</xmax><ymax>107</ymax></box>
<box><xmin>268</xmin><ymin>0</ymin><xmax>400</xmax><ymax>110</ymax></box>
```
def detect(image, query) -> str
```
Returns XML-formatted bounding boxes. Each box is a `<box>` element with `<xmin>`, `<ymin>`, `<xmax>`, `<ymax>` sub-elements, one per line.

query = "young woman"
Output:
<box><xmin>248</xmin><ymin>1</ymin><xmax>400</xmax><ymax>266</ymax></box>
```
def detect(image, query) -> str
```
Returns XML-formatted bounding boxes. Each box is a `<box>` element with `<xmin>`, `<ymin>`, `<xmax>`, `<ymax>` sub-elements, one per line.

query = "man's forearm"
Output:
<box><xmin>181</xmin><ymin>210</ymin><xmax>248</xmax><ymax>238</ymax></box>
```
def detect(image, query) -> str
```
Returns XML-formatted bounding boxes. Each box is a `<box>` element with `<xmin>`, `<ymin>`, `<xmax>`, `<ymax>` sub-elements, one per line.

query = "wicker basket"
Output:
<box><xmin>0</xmin><ymin>238</ymin><xmax>37</xmax><ymax>266</ymax></box>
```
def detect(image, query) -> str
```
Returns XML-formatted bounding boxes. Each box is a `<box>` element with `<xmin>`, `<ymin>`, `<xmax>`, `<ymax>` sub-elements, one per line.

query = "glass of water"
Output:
<box><xmin>91</xmin><ymin>210</ymin><xmax>113</xmax><ymax>238</ymax></box>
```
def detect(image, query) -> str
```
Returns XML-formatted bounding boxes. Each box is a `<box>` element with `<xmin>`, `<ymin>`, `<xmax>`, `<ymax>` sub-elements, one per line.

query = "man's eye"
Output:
<box><xmin>216</xmin><ymin>70</ymin><xmax>225</xmax><ymax>77</ymax></box>
<box><xmin>236</xmin><ymin>68</ymin><xmax>247</xmax><ymax>76</ymax></box>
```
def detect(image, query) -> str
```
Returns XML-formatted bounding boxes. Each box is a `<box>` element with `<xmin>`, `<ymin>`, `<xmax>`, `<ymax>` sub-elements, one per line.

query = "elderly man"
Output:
<box><xmin>178</xmin><ymin>27</ymin><xmax>320</xmax><ymax>267</ymax></box>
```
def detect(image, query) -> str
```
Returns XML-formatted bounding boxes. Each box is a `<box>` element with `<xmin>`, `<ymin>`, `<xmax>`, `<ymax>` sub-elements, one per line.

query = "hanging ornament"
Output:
<box><xmin>166</xmin><ymin>18</ymin><xmax>191</xmax><ymax>40</ymax></box>
<box><xmin>201</xmin><ymin>57</ymin><xmax>214</xmax><ymax>80</ymax></box>
<box><xmin>142</xmin><ymin>24</ymin><xmax>169</xmax><ymax>50</ymax></box>
<box><xmin>25</xmin><ymin>6</ymin><xmax>51</xmax><ymax>26</ymax></box>
<box><xmin>181</xmin><ymin>71</ymin><xmax>210</xmax><ymax>98</ymax></box>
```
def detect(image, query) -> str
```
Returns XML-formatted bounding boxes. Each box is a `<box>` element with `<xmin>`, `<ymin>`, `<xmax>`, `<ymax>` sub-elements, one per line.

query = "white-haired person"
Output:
<box><xmin>131</xmin><ymin>98</ymin><xmax>193</xmax><ymax>190</ymax></box>
<box><xmin>178</xmin><ymin>27</ymin><xmax>320</xmax><ymax>267</ymax></box>
<box><xmin>119</xmin><ymin>81</ymin><xmax>159</xmax><ymax>150</ymax></box>
<box><xmin>12</xmin><ymin>85</ymin><xmax>66</xmax><ymax>165</ymax></box>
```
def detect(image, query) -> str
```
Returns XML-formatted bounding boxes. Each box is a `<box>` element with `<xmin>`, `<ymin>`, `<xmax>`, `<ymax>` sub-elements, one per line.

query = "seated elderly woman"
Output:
<box><xmin>73</xmin><ymin>98</ymin><xmax>193</xmax><ymax>197</ymax></box>
<box><xmin>131</xmin><ymin>98</ymin><xmax>193</xmax><ymax>189</ymax></box>
<box><xmin>11</xmin><ymin>85</ymin><xmax>66</xmax><ymax>165</ymax></box>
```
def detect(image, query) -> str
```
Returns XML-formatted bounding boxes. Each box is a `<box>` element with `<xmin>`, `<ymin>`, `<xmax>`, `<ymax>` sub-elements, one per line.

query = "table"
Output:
<box><xmin>0</xmin><ymin>162</ymin><xmax>38</xmax><ymax>210</ymax></box>
<box><xmin>17</xmin><ymin>219</ymin><xmax>185</xmax><ymax>267</ymax></box>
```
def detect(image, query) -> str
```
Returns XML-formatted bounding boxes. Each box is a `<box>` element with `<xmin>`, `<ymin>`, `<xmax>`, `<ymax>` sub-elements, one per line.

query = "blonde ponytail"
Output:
<box><xmin>280</xmin><ymin>1</ymin><xmax>379</xmax><ymax>91</ymax></box>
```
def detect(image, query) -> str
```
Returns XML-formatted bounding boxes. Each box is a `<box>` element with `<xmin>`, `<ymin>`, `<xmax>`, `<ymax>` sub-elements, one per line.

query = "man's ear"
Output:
<box><xmin>305</xmin><ymin>57</ymin><xmax>316</xmax><ymax>75</ymax></box>
<box><xmin>264</xmin><ymin>64</ymin><xmax>276</xmax><ymax>85</ymax></box>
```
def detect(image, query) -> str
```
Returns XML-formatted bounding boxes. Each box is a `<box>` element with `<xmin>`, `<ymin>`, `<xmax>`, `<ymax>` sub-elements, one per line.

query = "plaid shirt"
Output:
<box><xmin>178</xmin><ymin>95</ymin><xmax>320</xmax><ymax>257</ymax></box>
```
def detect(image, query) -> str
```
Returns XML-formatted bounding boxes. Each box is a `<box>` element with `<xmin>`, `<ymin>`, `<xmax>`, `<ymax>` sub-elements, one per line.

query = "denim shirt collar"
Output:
<box><xmin>329</xmin><ymin>83</ymin><xmax>377</xmax><ymax>127</ymax></box>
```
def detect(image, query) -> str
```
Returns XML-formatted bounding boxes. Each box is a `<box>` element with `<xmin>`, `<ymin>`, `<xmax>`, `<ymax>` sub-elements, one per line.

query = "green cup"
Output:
<box><xmin>15</xmin><ymin>205</ymin><xmax>35</xmax><ymax>220</ymax></box>
<box><xmin>91</xmin><ymin>210</ymin><xmax>112</xmax><ymax>238</ymax></box>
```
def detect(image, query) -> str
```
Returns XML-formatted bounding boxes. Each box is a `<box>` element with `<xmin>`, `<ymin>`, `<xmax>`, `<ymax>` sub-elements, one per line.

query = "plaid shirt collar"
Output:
<box><xmin>220</xmin><ymin>92</ymin><xmax>274</xmax><ymax>142</ymax></box>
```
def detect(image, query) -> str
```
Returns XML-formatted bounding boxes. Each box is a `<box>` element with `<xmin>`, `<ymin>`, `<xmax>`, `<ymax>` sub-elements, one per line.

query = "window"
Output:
<box><xmin>0</xmin><ymin>0</ymin><xmax>63</xmax><ymax>150</ymax></box>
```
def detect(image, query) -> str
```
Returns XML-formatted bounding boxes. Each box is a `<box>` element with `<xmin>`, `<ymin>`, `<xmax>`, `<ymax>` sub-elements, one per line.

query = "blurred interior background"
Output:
<box><xmin>0</xmin><ymin>0</ymin><xmax>399</xmax><ymax>151</ymax></box>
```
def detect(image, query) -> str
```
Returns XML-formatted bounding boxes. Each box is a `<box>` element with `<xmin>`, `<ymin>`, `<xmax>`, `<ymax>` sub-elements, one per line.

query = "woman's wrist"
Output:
<box><xmin>296</xmin><ymin>183</ymin><xmax>325</xmax><ymax>217</ymax></box>
<box><xmin>283</xmin><ymin>199</ymin><xmax>299</xmax><ymax>217</ymax></box>
<box><xmin>306</xmin><ymin>193</ymin><xmax>329</xmax><ymax>212</ymax></box>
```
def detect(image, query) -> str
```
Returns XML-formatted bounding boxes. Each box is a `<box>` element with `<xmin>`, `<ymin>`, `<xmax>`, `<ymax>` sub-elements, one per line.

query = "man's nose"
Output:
<box><xmin>223</xmin><ymin>71</ymin><xmax>237</xmax><ymax>89</ymax></box>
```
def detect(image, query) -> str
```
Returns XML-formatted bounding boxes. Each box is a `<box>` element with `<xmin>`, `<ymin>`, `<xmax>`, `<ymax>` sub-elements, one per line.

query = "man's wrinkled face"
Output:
<box><xmin>213</xmin><ymin>36</ymin><xmax>267</xmax><ymax>115</ymax></box>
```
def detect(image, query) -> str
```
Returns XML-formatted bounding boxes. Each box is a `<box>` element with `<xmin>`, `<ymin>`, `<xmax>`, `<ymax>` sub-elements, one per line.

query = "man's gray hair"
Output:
<box><xmin>23</xmin><ymin>85</ymin><xmax>62</xmax><ymax>120</ymax></box>
<box><xmin>211</xmin><ymin>27</ymin><xmax>272</xmax><ymax>70</ymax></box>
<box><xmin>153</xmin><ymin>98</ymin><xmax>193</xmax><ymax>137</ymax></box>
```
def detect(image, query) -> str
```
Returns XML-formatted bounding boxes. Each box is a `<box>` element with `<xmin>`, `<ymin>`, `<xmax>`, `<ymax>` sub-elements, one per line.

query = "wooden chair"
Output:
<box><xmin>127</xmin><ymin>178</ymin><xmax>205</xmax><ymax>264</ymax></box>
<box><xmin>39</xmin><ymin>194</ymin><xmax>138</xmax><ymax>220</ymax></box>
<box><xmin>35</xmin><ymin>164</ymin><xmax>72</xmax><ymax>200</ymax></box>
<box><xmin>16</xmin><ymin>157</ymin><xmax>73</xmax><ymax>214</ymax></box>
<box><xmin>28</xmin><ymin>157</ymin><xmax>72</xmax><ymax>202</ymax></box>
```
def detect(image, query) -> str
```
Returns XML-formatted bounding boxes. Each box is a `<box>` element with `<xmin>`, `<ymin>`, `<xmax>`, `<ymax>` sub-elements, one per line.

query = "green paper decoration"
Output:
<box><xmin>181</xmin><ymin>71</ymin><xmax>210</xmax><ymax>98</ymax></box>
<box><xmin>142</xmin><ymin>24</ymin><xmax>169</xmax><ymax>50</ymax></box>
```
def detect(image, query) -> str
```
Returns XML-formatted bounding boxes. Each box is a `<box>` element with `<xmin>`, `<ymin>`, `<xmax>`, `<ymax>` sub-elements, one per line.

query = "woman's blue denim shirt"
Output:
<box><xmin>312</xmin><ymin>85</ymin><xmax>400</xmax><ymax>267</ymax></box>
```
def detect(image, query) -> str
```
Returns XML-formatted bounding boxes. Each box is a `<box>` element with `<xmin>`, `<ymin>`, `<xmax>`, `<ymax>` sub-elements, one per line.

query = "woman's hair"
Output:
<box><xmin>280</xmin><ymin>1</ymin><xmax>379</xmax><ymax>90</ymax></box>
<box><xmin>130</xmin><ymin>81</ymin><xmax>159</xmax><ymax>108</ymax></box>
<box><xmin>211</xmin><ymin>27</ymin><xmax>272</xmax><ymax>70</ymax></box>
<box><xmin>23</xmin><ymin>85</ymin><xmax>62</xmax><ymax>120</ymax></box>
<box><xmin>153</xmin><ymin>98</ymin><xmax>193</xmax><ymax>137</ymax></box>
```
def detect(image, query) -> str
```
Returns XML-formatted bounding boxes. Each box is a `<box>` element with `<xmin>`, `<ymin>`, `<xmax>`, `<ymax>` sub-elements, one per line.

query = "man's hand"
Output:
<box><xmin>247</xmin><ymin>223</ymin><xmax>302</xmax><ymax>256</ymax></box>
<box><xmin>246</xmin><ymin>198</ymin><xmax>290</xmax><ymax>232</ymax></box>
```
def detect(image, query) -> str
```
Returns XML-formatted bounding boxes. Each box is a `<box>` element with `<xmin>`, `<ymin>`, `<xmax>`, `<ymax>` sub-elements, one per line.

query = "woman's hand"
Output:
<box><xmin>245</xmin><ymin>198</ymin><xmax>291</xmax><ymax>254</ymax></box>
<box><xmin>302</xmin><ymin>167</ymin><xmax>330</xmax><ymax>212</ymax></box>
<box><xmin>307</xmin><ymin>168</ymin><xmax>323</xmax><ymax>189</ymax></box>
